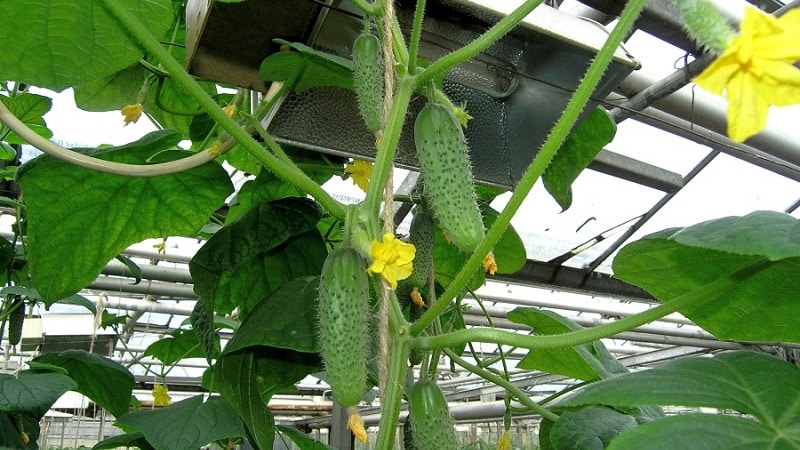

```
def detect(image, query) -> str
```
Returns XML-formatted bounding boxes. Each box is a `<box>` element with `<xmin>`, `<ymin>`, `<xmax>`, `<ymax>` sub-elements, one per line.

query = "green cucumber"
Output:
<box><xmin>408</xmin><ymin>380</ymin><xmax>458</xmax><ymax>450</ymax></box>
<box><xmin>408</xmin><ymin>207</ymin><xmax>435</xmax><ymax>290</ymax></box>
<box><xmin>318</xmin><ymin>247</ymin><xmax>369</xmax><ymax>407</ymax></box>
<box><xmin>352</xmin><ymin>32</ymin><xmax>384</xmax><ymax>133</ymax></box>
<box><xmin>414</xmin><ymin>103</ymin><xmax>485</xmax><ymax>252</ymax></box>
<box><xmin>8</xmin><ymin>296</ymin><xmax>24</xmax><ymax>347</ymax></box>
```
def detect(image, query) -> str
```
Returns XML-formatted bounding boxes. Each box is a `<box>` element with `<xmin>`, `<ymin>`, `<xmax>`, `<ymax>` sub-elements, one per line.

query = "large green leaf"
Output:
<box><xmin>74</xmin><ymin>64</ymin><xmax>146</xmax><ymax>112</ymax></box>
<box><xmin>557</xmin><ymin>351</ymin><xmax>800</xmax><ymax>443</ymax></box>
<box><xmin>260</xmin><ymin>40</ymin><xmax>353</xmax><ymax>93</ymax></box>
<box><xmin>214</xmin><ymin>349</ymin><xmax>276</xmax><ymax>450</ymax></box>
<box><xmin>143</xmin><ymin>328</ymin><xmax>214</xmax><ymax>366</ymax></box>
<box><xmin>16</xmin><ymin>129</ymin><xmax>233</xmax><ymax>301</ymax></box>
<box><xmin>507</xmin><ymin>308</ymin><xmax>610</xmax><ymax>381</ymax></box>
<box><xmin>613</xmin><ymin>211</ymin><xmax>800</xmax><ymax>342</ymax></box>
<box><xmin>0</xmin><ymin>94</ymin><xmax>53</xmax><ymax>145</ymax></box>
<box><xmin>116</xmin><ymin>395</ymin><xmax>245</xmax><ymax>450</ymax></box>
<box><xmin>190</xmin><ymin>197</ymin><xmax>326</xmax><ymax>315</ymax></box>
<box><xmin>33</xmin><ymin>350</ymin><xmax>134</xmax><ymax>418</ymax></box>
<box><xmin>276</xmin><ymin>425</ymin><xmax>335</xmax><ymax>450</ymax></box>
<box><xmin>549</xmin><ymin>406</ymin><xmax>638</xmax><ymax>450</ymax></box>
<box><xmin>225</xmin><ymin>277</ymin><xmax>320</xmax><ymax>354</ymax></box>
<box><xmin>226</xmin><ymin>172</ymin><xmax>303</xmax><ymax>224</ymax></box>
<box><xmin>0</xmin><ymin>0</ymin><xmax>173</xmax><ymax>91</ymax></box>
<box><xmin>0</xmin><ymin>412</ymin><xmax>38</xmax><ymax>449</ymax></box>
<box><xmin>608</xmin><ymin>414</ymin><xmax>783</xmax><ymax>450</ymax></box>
<box><xmin>0</xmin><ymin>372</ymin><xmax>77</xmax><ymax>418</ymax></box>
<box><xmin>543</xmin><ymin>108</ymin><xmax>616</xmax><ymax>211</ymax></box>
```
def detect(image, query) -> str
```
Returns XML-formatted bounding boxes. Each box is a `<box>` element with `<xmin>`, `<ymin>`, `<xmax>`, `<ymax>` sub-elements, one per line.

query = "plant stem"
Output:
<box><xmin>411</xmin><ymin>0</ymin><xmax>647</xmax><ymax>336</ymax></box>
<box><xmin>374</xmin><ymin>335</ymin><xmax>410</xmax><ymax>449</ymax></box>
<box><xmin>407</xmin><ymin>0</ymin><xmax>427</xmax><ymax>73</ymax></box>
<box><xmin>100</xmin><ymin>0</ymin><xmax>346</xmax><ymax>219</ymax></box>
<box><xmin>364</xmin><ymin>76</ymin><xmax>415</xmax><ymax>227</ymax></box>
<box><xmin>412</xmin><ymin>262</ymin><xmax>750</xmax><ymax>351</ymax></box>
<box><xmin>416</xmin><ymin>0</ymin><xmax>544</xmax><ymax>86</ymax></box>
<box><xmin>443</xmin><ymin>348</ymin><xmax>559</xmax><ymax>422</ymax></box>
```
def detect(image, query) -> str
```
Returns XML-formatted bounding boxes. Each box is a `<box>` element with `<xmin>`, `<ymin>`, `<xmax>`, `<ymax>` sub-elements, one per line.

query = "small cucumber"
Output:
<box><xmin>408</xmin><ymin>208</ymin><xmax>435</xmax><ymax>290</ymax></box>
<box><xmin>352</xmin><ymin>32</ymin><xmax>384</xmax><ymax>133</ymax></box>
<box><xmin>414</xmin><ymin>103</ymin><xmax>485</xmax><ymax>252</ymax></box>
<box><xmin>8</xmin><ymin>296</ymin><xmax>24</xmax><ymax>347</ymax></box>
<box><xmin>408</xmin><ymin>380</ymin><xmax>458</xmax><ymax>450</ymax></box>
<box><xmin>318</xmin><ymin>247</ymin><xmax>370</xmax><ymax>407</ymax></box>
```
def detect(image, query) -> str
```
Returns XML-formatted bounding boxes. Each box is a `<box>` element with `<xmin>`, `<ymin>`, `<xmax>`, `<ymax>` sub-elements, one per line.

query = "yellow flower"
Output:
<box><xmin>344</xmin><ymin>159</ymin><xmax>373</xmax><ymax>192</ymax></box>
<box><xmin>694</xmin><ymin>7</ymin><xmax>800</xmax><ymax>142</ymax></box>
<box><xmin>367</xmin><ymin>233</ymin><xmax>415</xmax><ymax>290</ymax></box>
<box><xmin>497</xmin><ymin>430</ymin><xmax>511</xmax><ymax>450</ymax></box>
<box><xmin>483</xmin><ymin>251</ymin><xmax>497</xmax><ymax>276</ymax></box>
<box><xmin>152</xmin><ymin>383</ymin><xmax>171</xmax><ymax>407</ymax></box>
<box><xmin>410</xmin><ymin>287</ymin><xmax>426</xmax><ymax>308</ymax></box>
<box><xmin>222</xmin><ymin>104</ymin><xmax>237</xmax><ymax>119</ymax></box>
<box><xmin>347</xmin><ymin>408</ymin><xmax>368</xmax><ymax>443</ymax></box>
<box><xmin>121</xmin><ymin>103</ymin><xmax>143</xmax><ymax>126</ymax></box>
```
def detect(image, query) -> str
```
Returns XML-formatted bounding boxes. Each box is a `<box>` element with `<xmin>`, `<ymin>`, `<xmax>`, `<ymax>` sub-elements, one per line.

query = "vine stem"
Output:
<box><xmin>100</xmin><ymin>0</ymin><xmax>346</xmax><ymax>219</ymax></box>
<box><xmin>411</xmin><ymin>0</ymin><xmax>648</xmax><ymax>336</ymax></box>
<box><xmin>443</xmin><ymin>348</ymin><xmax>559</xmax><ymax>422</ymax></box>
<box><xmin>373</xmin><ymin>332</ymin><xmax>410</xmax><ymax>449</ymax></box>
<box><xmin>416</xmin><ymin>0</ymin><xmax>544</xmax><ymax>86</ymax></box>
<box><xmin>411</xmin><ymin>260</ymin><xmax>761</xmax><ymax>351</ymax></box>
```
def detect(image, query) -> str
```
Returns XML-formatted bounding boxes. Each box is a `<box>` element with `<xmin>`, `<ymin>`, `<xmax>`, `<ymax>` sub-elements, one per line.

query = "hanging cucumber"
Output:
<box><xmin>408</xmin><ymin>379</ymin><xmax>458</xmax><ymax>450</ymax></box>
<box><xmin>408</xmin><ymin>207</ymin><xmax>435</xmax><ymax>290</ymax></box>
<box><xmin>318</xmin><ymin>247</ymin><xmax>370</xmax><ymax>441</ymax></box>
<box><xmin>352</xmin><ymin>32</ymin><xmax>384</xmax><ymax>133</ymax></box>
<box><xmin>8</xmin><ymin>295</ymin><xmax>24</xmax><ymax>347</ymax></box>
<box><xmin>414</xmin><ymin>102</ymin><xmax>485</xmax><ymax>252</ymax></box>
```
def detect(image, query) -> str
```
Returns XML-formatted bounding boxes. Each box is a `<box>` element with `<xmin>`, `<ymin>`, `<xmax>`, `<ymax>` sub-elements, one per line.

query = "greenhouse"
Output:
<box><xmin>0</xmin><ymin>0</ymin><xmax>799</xmax><ymax>449</ymax></box>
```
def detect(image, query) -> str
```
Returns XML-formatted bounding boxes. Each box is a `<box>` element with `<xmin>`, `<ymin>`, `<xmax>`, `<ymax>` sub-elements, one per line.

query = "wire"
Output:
<box><xmin>0</xmin><ymin>100</ymin><xmax>218</xmax><ymax>177</ymax></box>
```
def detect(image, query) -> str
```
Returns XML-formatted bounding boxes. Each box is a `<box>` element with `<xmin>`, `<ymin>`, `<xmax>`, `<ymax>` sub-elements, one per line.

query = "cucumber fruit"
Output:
<box><xmin>408</xmin><ymin>379</ymin><xmax>458</xmax><ymax>450</ymax></box>
<box><xmin>352</xmin><ymin>33</ymin><xmax>384</xmax><ymax>133</ymax></box>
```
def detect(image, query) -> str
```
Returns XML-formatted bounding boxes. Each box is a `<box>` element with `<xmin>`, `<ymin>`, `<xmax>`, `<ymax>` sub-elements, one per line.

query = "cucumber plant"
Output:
<box><xmin>1</xmin><ymin>1</ymin><xmax>797</xmax><ymax>450</ymax></box>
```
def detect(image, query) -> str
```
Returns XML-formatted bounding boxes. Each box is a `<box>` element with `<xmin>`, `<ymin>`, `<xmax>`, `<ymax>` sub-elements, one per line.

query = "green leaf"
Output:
<box><xmin>613</xmin><ymin>212</ymin><xmax>800</xmax><ymax>342</ymax></box>
<box><xmin>433</xmin><ymin>220</ymin><xmax>484</xmax><ymax>290</ymax></box>
<box><xmin>0</xmin><ymin>94</ymin><xmax>53</xmax><ymax>145</ymax></box>
<box><xmin>0</xmin><ymin>282</ymin><xmax>97</xmax><ymax>314</ymax></box>
<box><xmin>507</xmin><ymin>308</ymin><xmax>605</xmax><ymax>381</ymax></box>
<box><xmin>32</xmin><ymin>350</ymin><xmax>134</xmax><ymax>418</ymax></box>
<box><xmin>73</xmin><ymin>64</ymin><xmax>146</xmax><ymax>112</ymax></box>
<box><xmin>226</xmin><ymin>172</ymin><xmax>302</xmax><ymax>224</ymax></box>
<box><xmin>143</xmin><ymin>328</ymin><xmax>212</xmax><ymax>366</ymax></box>
<box><xmin>0</xmin><ymin>0</ymin><xmax>173</xmax><ymax>91</ymax></box>
<box><xmin>557</xmin><ymin>351</ymin><xmax>800</xmax><ymax>430</ymax></box>
<box><xmin>17</xmin><ymin>129</ymin><xmax>233</xmax><ymax>301</ymax></box>
<box><xmin>543</xmin><ymin>108</ymin><xmax>616</xmax><ymax>211</ymax></box>
<box><xmin>260</xmin><ymin>40</ymin><xmax>353</xmax><ymax>93</ymax></box>
<box><xmin>0</xmin><ymin>372</ymin><xmax>77</xmax><ymax>418</ymax></box>
<box><xmin>225</xmin><ymin>277</ymin><xmax>320</xmax><ymax>354</ymax></box>
<box><xmin>190</xmin><ymin>197</ymin><xmax>325</xmax><ymax>316</ymax></box>
<box><xmin>116</xmin><ymin>395</ymin><xmax>245</xmax><ymax>450</ymax></box>
<box><xmin>479</xmin><ymin>203</ymin><xmax>525</xmax><ymax>275</ymax></box>
<box><xmin>608</xmin><ymin>414</ymin><xmax>782</xmax><ymax>450</ymax></box>
<box><xmin>549</xmin><ymin>406</ymin><xmax>638</xmax><ymax>450</ymax></box>
<box><xmin>276</xmin><ymin>425</ymin><xmax>335</xmax><ymax>450</ymax></box>
<box><xmin>0</xmin><ymin>412</ymin><xmax>38</xmax><ymax>449</ymax></box>
<box><xmin>100</xmin><ymin>311</ymin><xmax>131</xmax><ymax>329</ymax></box>
<box><xmin>115</xmin><ymin>254</ymin><xmax>143</xmax><ymax>285</ymax></box>
<box><xmin>214</xmin><ymin>349</ymin><xmax>276</xmax><ymax>449</ymax></box>
<box><xmin>0</xmin><ymin>143</ymin><xmax>17</xmax><ymax>161</ymax></box>
<box><xmin>93</xmin><ymin>431</ymin><xmax>156</xmax><ymax>450</ymax></box>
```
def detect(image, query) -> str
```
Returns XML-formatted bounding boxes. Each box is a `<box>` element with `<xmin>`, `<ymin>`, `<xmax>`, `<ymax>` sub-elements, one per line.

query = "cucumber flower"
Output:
<box><xmin>483</xmin><ymin>251</ymin><xmax>497</xmax><ymax>276</ymax></box>
<box><xmin>367</xmin><ymin>233</ymin><xmax>415</xmax><ymax>290</ymax></box>
<box><xmin>694</xmin><ymin>7</ymin><xmax>800</xmax><ymax>142</ymax></box>
<box><xmin>152</xmin><ymin>383</ymin><xmax>171</xmax><ymax>407</ymax></box>
<box><xmin>497</xmin><ymin>430</ymin><xmax>511</xmax><ymax>450</ymax></box>
<box><xmin>121</xmin><ymin>103</ymin><xmax>143</xmax><ymax>126</ymax></box>
<box><xmin>344</xmin><ymin>159</ymin><xmax>373</xmax><ymax>192</ymax></box>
